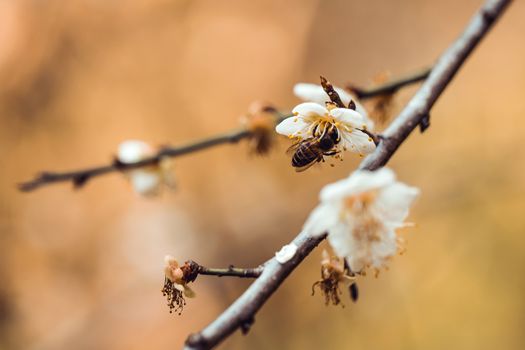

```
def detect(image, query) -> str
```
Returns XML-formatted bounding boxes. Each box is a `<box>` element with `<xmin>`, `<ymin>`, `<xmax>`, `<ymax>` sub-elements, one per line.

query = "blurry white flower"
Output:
<box><xmin>304</xmin><ymin>168</ymin><xmax>419</xmax><ymax>272</ymax></box>
<box><xmin>117</xmin><ymin>140</ymin><xmax>153</xmax><ymax>163</ymax></box>
<box><xmin>275</xmin><ymin>243</ymin><xmax>298</xmax><ymax>264</ymax></box>
<box><xmin>293</xmin><ymin>83</ymin><xmax>374</xmax><ymax>130</ymax></box>
<box><xmin>117</xmin><ymin>140</ymin><xmax>175</xmax><ymax>196</ymax></box>
<box><xmin>276</xmin><ymin>102</ymin><xmax>375</xmax><ymax>156</ymax></box>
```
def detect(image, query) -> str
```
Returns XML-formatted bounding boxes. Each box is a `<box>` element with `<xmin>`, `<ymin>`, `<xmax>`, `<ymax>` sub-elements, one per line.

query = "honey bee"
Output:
<box><xmin>287</xmin><ymin>124</ymin><xmax>341</xmax><ymax>172</ymax></box>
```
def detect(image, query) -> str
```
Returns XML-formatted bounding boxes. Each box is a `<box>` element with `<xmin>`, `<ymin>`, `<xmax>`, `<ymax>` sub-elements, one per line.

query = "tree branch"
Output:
<box><xmin>183</xmin><ymin>0</ymin><xmax>512</xmax><ymax>348</ymax></box>
<box><xmin>18</xmin><ymin>70</ymin><xmax>428</xmax><ymax>193</ymax></box>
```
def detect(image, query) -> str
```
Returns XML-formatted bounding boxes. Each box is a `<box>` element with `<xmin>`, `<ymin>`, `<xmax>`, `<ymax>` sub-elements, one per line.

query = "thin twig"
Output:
<box><xmin>18</xmin><ymin>70</ymin><xmax>429</xmax><ymax>193</ymax></box>
<box><xmin>197</xmin><ymin>266</ymin><xmax>263</xmax><ymax>279</ymax></box>
<box><xmin>18</xmin><ymin>128</ymin><xmax>252</xmax><ymax>192</ymax></box>
<box><xmin>181</xmin><ymin>260</ymin><xmax>263</xmax><ymax>283</ymax></box>
<box><xmin>347</xmin><ymin>66</ymin><xmax>431</xmax><ymax>99</ymax></box>
<box><xmin>183</xmin><ymin>0</ymin><xmax>512</xmax><ymax>348</ymax></box>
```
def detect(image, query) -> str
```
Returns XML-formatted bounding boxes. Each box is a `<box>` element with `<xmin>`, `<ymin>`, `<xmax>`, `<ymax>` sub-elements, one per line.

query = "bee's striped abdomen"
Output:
<box><xmin>292</xmin><ymin>143</ymin><xmax>321</xmax><ymax>168</ymax></box>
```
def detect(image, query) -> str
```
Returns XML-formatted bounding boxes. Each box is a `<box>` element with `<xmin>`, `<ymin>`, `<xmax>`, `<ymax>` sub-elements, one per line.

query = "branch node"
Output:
<box><xmin>419</xmin><ymin>113</ymin><xmax>431</xmax><ymax>133</ymax></box>
<box><xmin>359</xmin><ymin>129</ymin><xmax>381</xmax><ymax>146</ymax></box>
<box><xmin>182</xmin><ymin>260</ymin><xmax>201</xmax><ymax>283</ymax></box>
<box><xmin>72</xmin><ymin>174</ymin><xmax>90</xmax><ymax>189</ymax></box>
<box><xmin>240</xmin><ymin>316</ymin><xmax>255</xmax><ymax>335</ymax></box>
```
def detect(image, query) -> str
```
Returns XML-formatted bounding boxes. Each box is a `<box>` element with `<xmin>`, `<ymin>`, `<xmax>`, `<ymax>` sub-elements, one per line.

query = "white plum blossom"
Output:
<box><xmin>293</xmin><ymin>83</ymin><xmax>374</xmax><ymax>130</ymax></box>
<box><xmin>276</xmin><ymin>102</ymin><xmax>376</xmax><ymax>156</ymax></box>
<box><xmin>117</xmin><ymin>140</ymin><xmax>175</xmax><ymax>196</ymax></box>
<box><xmin>275</xmin><ymin>243</ymin><xmax>298</xmax><ymax>264</ymax></box>
<box><xmin>303</xmin><ymin>168</ymin><xmax>420</xmax><ymax>272</ymax></box>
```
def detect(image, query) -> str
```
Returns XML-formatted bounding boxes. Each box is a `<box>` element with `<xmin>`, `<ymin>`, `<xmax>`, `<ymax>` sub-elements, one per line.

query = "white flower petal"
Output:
<box><xmin>293</xmin><ymin>83</ymin><xmax>329</xmax><ymax>105</ymax></box>
<box><xmin>275</xmin><ymin>243</ymin><xmax>298</xmax><ymax>264</ymax></box>
<box><xmin>368</xmin><ymin>230</ymin><xmax>398</xmax><ymax>268</ymax></box>
<box><xmin>164</xmin><ymin>255</ymin><xmax>178</xmax><ymax>267</ymax></box>
<box><xmin>341</xmin><ymin>130</ymin><xmax>376</xmax><ymax>155</ymax></box>
<box><xmin>174</xmin><ymin>283</ymin><xmax>185</xmax><ymax>292</ymax></box>
<box><xmin>129</xmin><ymin>170</ymin><xmax>161</xmax><ymax>196</ymax></box>
<box><xmin>118</xmin><ymin>140</ymin><xmax>153</xmax><ymax>163</ymax></box>
<box><xmin>327</xmin><ymin>220</ymin><xmax>354</xmax><ymax>263</ymax></box>
<box><xmin>292</xmin><ymin>102</ymin><xmax>328</xmax><ymax>119</ymax></box>
<box><xmin>294</xmin><ymin>83</ymin><xmax>358</xmax><ymax>109</ymax></box>
<box><xmin>374</xmin><ymin>182</ymin><xmax>420</xmax><ymax>227</ymax></box>
<box><xmin>184</xmin><ymin>286</ymin><xmax>196</xmax><ymax>298</ymax></box>
<box><xmin>330</xmin><ymin>108</ymin><xmax>366</xmax><ymax>128</ymax></box>
<box><xmin>320</xmin><ymin>168</ymin><xmax>396</xmax><ymax>202</ymax></box>
<box><xmin>331</xmin><ymin>87</ymin><xmax>371</xmax><ymax>128</ymax></box>
<box><xmin>275</xmin><ymin>116</ymin><xmax>310</xmax><ymax>137</ymax></box>
<box><xmin>303</xmin><ymin>202</ymin><xmax>341</xmax><ymax>236</ymax></box>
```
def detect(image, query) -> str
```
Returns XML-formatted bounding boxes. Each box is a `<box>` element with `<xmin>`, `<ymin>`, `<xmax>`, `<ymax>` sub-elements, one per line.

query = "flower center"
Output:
<box><xmin>342</xmin><ymin>191</ymin><xmax>384</xmax><ymax>242</ymax></box>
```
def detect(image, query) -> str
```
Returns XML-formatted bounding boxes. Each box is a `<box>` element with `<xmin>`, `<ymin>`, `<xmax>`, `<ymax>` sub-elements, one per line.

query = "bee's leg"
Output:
<box><xmin>312</xmin><ymin>123</ymin><xmax>319</xmax><ymax>137</ymax></box>
<box><xmin>323</xmin><ymin>150</ymin><xmax>339</xmax><ymax>156</ymax></box>
<box><xmin>319</xmin><ymin>123</ymin><xmax>329</xmax><ymax>139</ymax></box>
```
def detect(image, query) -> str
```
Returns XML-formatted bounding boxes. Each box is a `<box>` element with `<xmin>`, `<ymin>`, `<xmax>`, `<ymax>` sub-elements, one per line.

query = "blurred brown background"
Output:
<box><xmin>1</xmin><ymin>0</ymin><xmax>524</xmax><ymax>349</ymax></box>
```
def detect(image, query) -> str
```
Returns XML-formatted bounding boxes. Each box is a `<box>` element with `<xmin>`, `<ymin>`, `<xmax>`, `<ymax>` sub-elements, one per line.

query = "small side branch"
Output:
<box><xmin>18</xmin><ymin>128</ymin><xmax>252</xmax><ymax>192</ymax></box>
<box><xmin>198</xmin><ymin>266</ymin><xmax>263</xmax><ymax>279</ymax></box>
<box><xmin>347</xmin><ymin>67</ymin><xmax>431</xmax><ymax>99</ymax></box>
<box><xmin>182</xmin><ymin>260</ymin><xmax>263</xmax><ymax>283</ymax></box>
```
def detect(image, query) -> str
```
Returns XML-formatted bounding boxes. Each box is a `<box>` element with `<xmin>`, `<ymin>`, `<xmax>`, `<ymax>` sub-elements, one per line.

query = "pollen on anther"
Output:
<box><xmin>368</xmin><ymin>138</ymin><xmax>373</xmax><ymax>142</ymax></box>
<box><xmin>293</xmin><ymin>118</ymin><xmax>298</xmax><ymax>122</ymax></box>
<box><xmin>293</xmin><ymin>112</ymin><xmax>299</xmax><ymax>116</ymax></box>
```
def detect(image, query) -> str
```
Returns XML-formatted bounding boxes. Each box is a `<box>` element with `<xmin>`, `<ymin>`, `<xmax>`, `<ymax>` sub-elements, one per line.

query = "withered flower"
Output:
<box><xmin>161</xmin><ymin>255</ymin><xmax>195</xmax><ymax>315</ymax></box>
<box><xmin>241</xmin><ymin>101</ymin><xmax>278</xmax><ymax>155</ymax></box>
<box><xmin>312</xmin><ymin>250</ymin><xmax>355</xmax><ymax>306</ymax></box>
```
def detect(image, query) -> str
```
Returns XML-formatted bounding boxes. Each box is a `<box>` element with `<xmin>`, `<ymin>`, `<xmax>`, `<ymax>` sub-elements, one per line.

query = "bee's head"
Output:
<box><xmin>321</xmin><ymin>125</ymin><xmax>340</xmax><ymax>149</ymax></box>
<box><xmin>319</xmin><ymin>133</ymin><xmax>335</xmax><ymax>150</ymax></box>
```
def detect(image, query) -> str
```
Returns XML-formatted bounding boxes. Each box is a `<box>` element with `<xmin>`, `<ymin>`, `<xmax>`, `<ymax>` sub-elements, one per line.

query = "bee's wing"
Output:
<box><xmin>285</xmin><ymin>139</ymin><xmax>304</xmax><ymax>156</ymax></box>
<box><xmin>294</xmin><ymin>161</ymin><xmax>318</xmax><ymax>172</ymax></box>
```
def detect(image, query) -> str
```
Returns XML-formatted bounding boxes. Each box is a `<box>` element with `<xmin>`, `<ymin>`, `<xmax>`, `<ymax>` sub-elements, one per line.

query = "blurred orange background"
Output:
<box><xmin>1</xmin><ymin>0</ymin><xmax>524</xmax><ymax>349</ymax></box>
